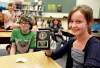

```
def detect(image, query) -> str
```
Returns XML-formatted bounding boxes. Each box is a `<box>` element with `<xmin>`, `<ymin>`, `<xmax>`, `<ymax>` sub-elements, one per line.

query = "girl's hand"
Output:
<box><xmin>44</xmin><ymin>50</ymin><xmax>52</xmax><ymax>57</ymax></box>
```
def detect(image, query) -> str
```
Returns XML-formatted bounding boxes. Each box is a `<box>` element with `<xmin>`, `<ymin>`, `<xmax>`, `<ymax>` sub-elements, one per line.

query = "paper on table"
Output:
<box><xmin>16</xmin><ymin>57</ymin><xmax>28</xmax><ymax>63</ymax></box>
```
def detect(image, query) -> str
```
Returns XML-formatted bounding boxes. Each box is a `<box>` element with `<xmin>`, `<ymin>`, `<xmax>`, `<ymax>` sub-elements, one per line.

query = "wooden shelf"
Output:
<box><xmin>0</xmin><ymin>31</ymin><xmax>12</xmax><ymax>37</ymax></box>
<box><xmin>92</xmin><ymin>32</ymin><xmax>100</xmax><ymax>40</ymax></box>
<box><xmin>94</xmin><ymin>19</ymin><xmax>100</xmax><ymax>22</ymax></box>
<box><xmin>92</xmin><ymin>32</ymin><xmax>100</xmax><ymax>37</ymax></box>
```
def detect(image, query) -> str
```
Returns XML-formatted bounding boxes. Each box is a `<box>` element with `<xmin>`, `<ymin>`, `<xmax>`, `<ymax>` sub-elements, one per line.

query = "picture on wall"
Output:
<box><xmin>48</xmin><ymin>4</ymin><xmax>62</xmax><ymax>12</ymax></box>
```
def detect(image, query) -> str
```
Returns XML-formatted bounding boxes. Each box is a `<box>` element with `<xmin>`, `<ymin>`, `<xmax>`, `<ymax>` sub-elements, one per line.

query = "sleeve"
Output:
<box><xmin>51</xmin><ymin>39</ymin><xmax>75</xmax><ymax>60</ymax></box>
<box><xmin>84</xmin><ymin>65</ymin><xmax>98</xmax><ymax>68</ymax></box>
<box><xmin>84</xmin><ymin>38</ymin><xmax>100</xmax><ymax>67</ymax></box>
<box><xmin>10</xmin><ymin>29</ymin><xmax>17</xmax><ymax>42</ymax></box>
<box><xmin>29</xmin><ymin>32</ymin><xmax>36</xmax><ymax>48</ymax></box>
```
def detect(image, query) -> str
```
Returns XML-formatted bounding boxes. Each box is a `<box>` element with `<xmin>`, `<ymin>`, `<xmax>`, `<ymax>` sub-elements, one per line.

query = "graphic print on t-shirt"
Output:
<box><xmin>16</xmin><ymin>39</ymin><xmax>30</xmax><ymax>53</ymax></box>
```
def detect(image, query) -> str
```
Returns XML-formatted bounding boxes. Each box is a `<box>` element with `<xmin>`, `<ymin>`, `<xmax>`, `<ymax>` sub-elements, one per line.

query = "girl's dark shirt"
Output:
<box><xmin>50</xmin><ymin>36</ymin><xmax>100</xmax><ymax>68</ymax></box>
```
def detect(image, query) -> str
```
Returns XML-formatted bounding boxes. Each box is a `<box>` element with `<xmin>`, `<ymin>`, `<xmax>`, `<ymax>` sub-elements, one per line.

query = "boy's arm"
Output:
<box><xmin>10</xmin><ymin>43</ymin><xmax>16</xmax><ymax>55</ymax></box>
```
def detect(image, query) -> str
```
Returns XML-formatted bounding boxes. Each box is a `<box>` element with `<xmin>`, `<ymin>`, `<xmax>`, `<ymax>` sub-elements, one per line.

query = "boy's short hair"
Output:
<box><xmin>18</xmin><ymin>15</ymin><xmax>33</xmax><ymax>30</ymax></box>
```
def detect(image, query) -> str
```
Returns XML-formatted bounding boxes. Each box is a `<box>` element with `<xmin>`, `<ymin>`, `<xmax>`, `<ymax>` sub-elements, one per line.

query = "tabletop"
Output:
<box><xmin>0</xmin><ymin>51</ymin><xmax>61</xmax><ymax>68</ymax></box>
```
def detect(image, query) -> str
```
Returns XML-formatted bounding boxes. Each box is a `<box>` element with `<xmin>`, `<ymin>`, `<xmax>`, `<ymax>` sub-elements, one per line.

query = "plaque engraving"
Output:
<box><xmin>36</xmin><ymin>29</ymin><xmax>50</xmax><ymax>49</ymax></box>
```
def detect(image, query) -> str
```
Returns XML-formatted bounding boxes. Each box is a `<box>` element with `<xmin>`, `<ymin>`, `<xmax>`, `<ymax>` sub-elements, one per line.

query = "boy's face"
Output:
<box><xmin>8</xmin><ymin>4</ymin><xmax>15</xmax><ymax>11</ymax></box>
<box><xmin>20</xmin><ymin>21</ymin><xmax>30</xmax><ymax>32</ymax></box>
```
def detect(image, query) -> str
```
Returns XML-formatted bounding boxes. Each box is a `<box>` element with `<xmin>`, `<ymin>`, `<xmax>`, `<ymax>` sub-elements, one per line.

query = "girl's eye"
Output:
<box><xmin>69</xmin><ymin>20</ymin><xmax>73</xmax><ymax>23</ymax></box>
<box><xmin>75</xmin><ymin>20</ymin><xmax>82</xmax><ymax>24</ymax></box>
<box><xmin>69</xmin><ymin>20</ymin><xmax>82</xmax><ymax>24</ymax></box>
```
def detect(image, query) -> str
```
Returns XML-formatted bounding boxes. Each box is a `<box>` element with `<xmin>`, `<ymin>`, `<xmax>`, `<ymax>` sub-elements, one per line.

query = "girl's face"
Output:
<box><xmin>69</xmin><ymin>10</ymin><xmax>88</xmax><ymax>36</ymax></box>
<box><xmin>53</xmin><ymin>20</ymin><xmax>59</xmax><ymax>25</ymax></box>
<box><xmin>20</xmin><ymin>21</ymin><xmax>30</xmax><ymax>32</ymax></box>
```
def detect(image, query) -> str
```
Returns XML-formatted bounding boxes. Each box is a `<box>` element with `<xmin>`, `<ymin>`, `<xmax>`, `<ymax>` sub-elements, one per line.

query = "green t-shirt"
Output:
<box><xmin>10</xmin><ymin>28</ymin><xmax>36</xmax><ymax>53</ymax></box>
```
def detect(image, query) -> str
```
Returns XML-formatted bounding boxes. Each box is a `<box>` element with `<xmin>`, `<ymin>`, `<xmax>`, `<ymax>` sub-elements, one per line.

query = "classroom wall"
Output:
<box><xmin>76</xmin><ymin>0</ymin><xmax>100</xmax><ymax>18</ymax></box>
<box><xmin>42</xmin><ymin>12</ymin><xmax>68</xmax><ymax>18</ymax></box>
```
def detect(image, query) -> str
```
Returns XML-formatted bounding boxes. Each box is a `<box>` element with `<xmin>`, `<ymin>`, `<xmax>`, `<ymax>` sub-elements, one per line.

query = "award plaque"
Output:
<box><xmin>36</xmin><ymin>29</ymin><xmax>50</xmax><ymax>49</ymax></box>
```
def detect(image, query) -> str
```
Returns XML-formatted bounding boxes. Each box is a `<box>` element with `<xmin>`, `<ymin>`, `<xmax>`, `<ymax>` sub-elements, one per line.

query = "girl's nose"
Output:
<box><xmin>71</xmin><ymin>22</ymin><xmax>77</xmax><ymax>28</ymax></box>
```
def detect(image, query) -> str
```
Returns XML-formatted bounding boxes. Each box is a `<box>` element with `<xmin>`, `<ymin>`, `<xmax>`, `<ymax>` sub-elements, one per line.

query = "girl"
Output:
<box><xmin>45</xmin><ymin>5</ymin><xmax>100</xmax><ymax>68</ymax></box>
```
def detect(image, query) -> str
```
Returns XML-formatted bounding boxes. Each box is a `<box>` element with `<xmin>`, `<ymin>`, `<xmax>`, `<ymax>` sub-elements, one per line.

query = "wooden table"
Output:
<box><xmin>0</xmin><ymin>31</ymin><xmax>12</xmax><ymax>43</ymax></box>
<box><xmin>0</xmin><ymin>51</ymin><xmax>61</xmax><ymax>68</ymax></box>
<box><xmin>0</xmin><ymin>30</ymin><xmax>11</xmax><ymax>37</ymax></box>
